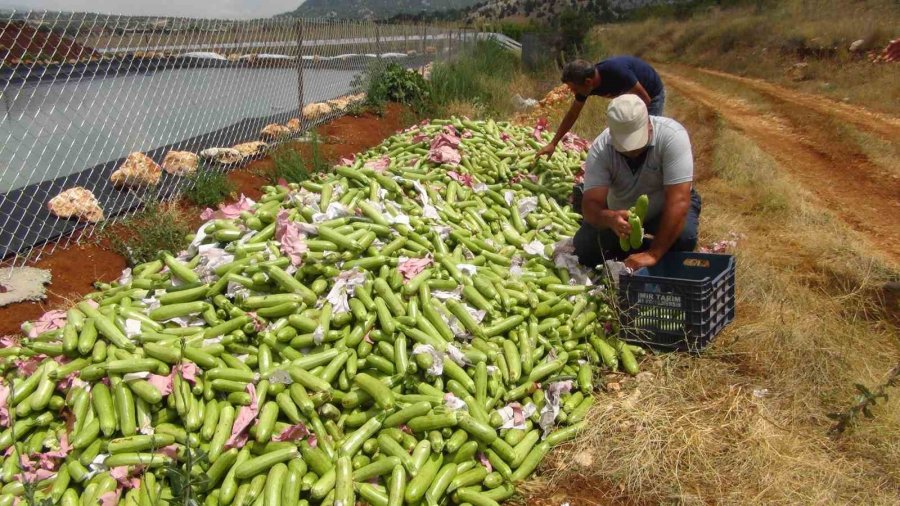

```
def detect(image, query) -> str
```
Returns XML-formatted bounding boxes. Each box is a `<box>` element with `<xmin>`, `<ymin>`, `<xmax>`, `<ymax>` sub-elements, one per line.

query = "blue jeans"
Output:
<box><xmin>573</xmin><ymin>188</ymin><xmax>701</xmax><ymax>268</ymax></box>
<box><xmin>648</xmin><ymin>86</ymin><xmax>666</xmax><ymax>116</ymax></box>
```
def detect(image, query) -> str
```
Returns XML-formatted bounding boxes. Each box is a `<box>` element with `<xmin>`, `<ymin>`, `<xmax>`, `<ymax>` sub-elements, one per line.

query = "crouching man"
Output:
<box><xmin>575</xmin><ymin>94</ymin><xmax>702</xmax><ymax>270</ymax></box>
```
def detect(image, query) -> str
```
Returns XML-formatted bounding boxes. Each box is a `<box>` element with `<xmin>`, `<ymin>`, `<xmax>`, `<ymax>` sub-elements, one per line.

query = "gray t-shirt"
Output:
<box><xmin>583</xmin><ymin>116</ymin><xmax>693</xmax><ymax>221</ymax></box>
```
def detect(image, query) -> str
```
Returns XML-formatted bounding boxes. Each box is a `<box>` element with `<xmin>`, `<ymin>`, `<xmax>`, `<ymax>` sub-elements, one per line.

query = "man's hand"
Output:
<box><xmin>604</xmin><ymin>210</ymin><xmax>631</xmax><ymax>238</ymax></box>
<box><xmin>536</xmin><ymin>142</ymin><xmax>558</xmax><ymax>159</ymax></box>
<box><xmin>624</xmin><ymin>251</ymin><xmax>660</xmax><ymax>270</ymax></box>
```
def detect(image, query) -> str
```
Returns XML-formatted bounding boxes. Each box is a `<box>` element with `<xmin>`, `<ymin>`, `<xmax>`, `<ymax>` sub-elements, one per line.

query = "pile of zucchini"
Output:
<box><xmin>4</xmin><ymin>118</ymin><xmax>643</xmax><ymax>506</ymax></box>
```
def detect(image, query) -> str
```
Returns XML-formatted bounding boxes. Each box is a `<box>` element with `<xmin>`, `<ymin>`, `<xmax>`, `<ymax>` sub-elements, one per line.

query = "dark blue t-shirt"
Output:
<box><xmin>574</xmin><ymin>56</ymin><xmax>664</xmax><ymax>102</ymax></box>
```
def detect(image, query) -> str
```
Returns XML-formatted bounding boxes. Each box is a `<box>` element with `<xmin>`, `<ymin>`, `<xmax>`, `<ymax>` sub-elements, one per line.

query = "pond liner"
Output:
<box><xmin>0</xmin><ymin>107</ymin><xmax>344</xmax><ymax>261</ymax></box>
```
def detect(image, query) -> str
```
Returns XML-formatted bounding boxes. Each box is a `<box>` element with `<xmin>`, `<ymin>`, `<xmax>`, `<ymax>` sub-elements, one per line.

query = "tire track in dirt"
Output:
<box><xmin>658</xmin><ymin>69</ymin><xmax>900</xmax><ymax>265</ymax></box>
<box><xmin>689</xmin><ymin>66</ymin><xmax>900</xmax><ymax>141</ymax></box>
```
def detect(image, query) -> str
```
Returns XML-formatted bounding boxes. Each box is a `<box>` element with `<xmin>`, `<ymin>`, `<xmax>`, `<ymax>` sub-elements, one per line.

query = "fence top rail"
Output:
<box><xmin>0</xmin><ymin>10</ymin><xmax>472</xmax><ymax>27</ymax></box>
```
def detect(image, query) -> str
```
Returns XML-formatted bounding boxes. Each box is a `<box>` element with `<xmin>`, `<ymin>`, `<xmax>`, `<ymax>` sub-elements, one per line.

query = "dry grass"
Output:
<box><xmin>542</xmin><ymin>359</ymin><xmax>897</xmax><ymax>504</ymax></box>
<box><xmin>835</xmin><ymin>123</ymin><xmax>900</xmax><ymax>178</ymax></box>
<box><xmin>591</xmin><ymin>0</ymin><xmax>900</xmax><ymax>114</ymax></box>
<box><xmin>440</xmin><ymin>99</ymin><xmax>485</xmax><ymax>119</ymax></box>
<box><xmin>525</xmin><ymin>90</ymin><xmax>900</xmax><ymax>503</ymax></box>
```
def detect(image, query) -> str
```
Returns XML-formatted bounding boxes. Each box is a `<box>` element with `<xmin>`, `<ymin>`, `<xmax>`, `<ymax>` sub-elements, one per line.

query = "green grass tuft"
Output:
<box><xmin>104</xmin><ymin>199</ymin><xmax>192</xmax><ymax>266</ymax></box>
<box><xmin>181</xmin><ymin>166</ymin><xmax>235</xmax><ymax>208</ymax></box>
<box><xmin>429</xmin><ymin>41</ymin><xmax>520</xmax><ymax>113</ymax></box>
<box><xmin>269</xmin><ymin>135</ymin><xmax>331</xmax><ymax>185</ymax></box>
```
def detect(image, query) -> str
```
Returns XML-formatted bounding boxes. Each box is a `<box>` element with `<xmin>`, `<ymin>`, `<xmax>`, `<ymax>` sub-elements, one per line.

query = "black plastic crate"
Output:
<box><xmin>617</xmin><ymin>252</ymin><xmax>735</xmax><ymax>353</ymax></box>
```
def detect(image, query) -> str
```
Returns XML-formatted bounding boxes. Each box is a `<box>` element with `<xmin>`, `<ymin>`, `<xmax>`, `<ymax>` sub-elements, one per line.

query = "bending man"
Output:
<box><xmin>538</xmin><ymin>56</ymin><xmax>665</xmax><ymax>159</ymax></box>
<box><xmin>575</xmin><ymin>94</ymin><xmax>701</xmax><ymax>270</ymax></box>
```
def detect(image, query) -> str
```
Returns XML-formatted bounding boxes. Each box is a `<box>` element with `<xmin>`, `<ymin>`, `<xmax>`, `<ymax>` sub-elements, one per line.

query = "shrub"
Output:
<box><xmin>104</xmin><ymin>199</ymin><xmax>192</xmax><ymax>266</ymax></box>
<box><xmin>181</xmin><ymin>166</ymin><xmax>235</xmax><ymax>208</ymax></box>
<box><xmin>489</xmin><ymin>20</ymin><xmax>541</xmax><ymax>41</ymax></box>
<box><xmin>352</xmin><ymin>61</ymin><xmax>431</xmax><ymax>112</ymax></box>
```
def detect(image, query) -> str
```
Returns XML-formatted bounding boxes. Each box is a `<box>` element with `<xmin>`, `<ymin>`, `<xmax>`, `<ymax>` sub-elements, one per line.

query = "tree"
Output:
<box><xmin>556</xmin><ymin>7</ymin><xmax>595</xmax><ymax>60</ymax></box>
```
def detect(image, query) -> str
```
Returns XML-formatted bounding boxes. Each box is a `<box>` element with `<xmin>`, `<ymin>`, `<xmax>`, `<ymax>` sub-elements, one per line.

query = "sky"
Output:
<box><xmin>0</xmin><ymin>0</ymin><xmax>304</xmax><ymax>19</ymax></box>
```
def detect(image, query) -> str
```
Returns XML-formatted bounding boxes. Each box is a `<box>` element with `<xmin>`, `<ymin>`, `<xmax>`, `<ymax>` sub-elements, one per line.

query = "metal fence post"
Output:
<box><xmin>375</xmin><ymin>22</ymin><xmax>381</xmax><ymax>59</ymax></box>
<box><xmin>295</xmin><ymin>18</ymin><xmax>305</xmax><ymax>129</ymax></box>
<box><xmin>421</xmin><ymin>23</ymin><xmax>427</xmax><ymax>55</ymax></box>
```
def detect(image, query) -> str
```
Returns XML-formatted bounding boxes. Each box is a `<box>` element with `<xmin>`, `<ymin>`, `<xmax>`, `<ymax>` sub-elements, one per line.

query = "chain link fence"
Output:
<box><xmin>0</xmin><ymin>11</ymin><xmax>487</xmax><ymax>267</ymax></box>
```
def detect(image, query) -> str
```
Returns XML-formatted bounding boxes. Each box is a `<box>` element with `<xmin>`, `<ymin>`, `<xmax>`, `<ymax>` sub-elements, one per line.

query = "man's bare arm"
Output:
<box><xmin>583</xmin><ymin>186</ymin><xmax>630</xmax><ymax>236</ymax></box>
<box><xmin>537</xmin><ymin>100</ymin><xmax>585</xmax><ymax>157</ymax></box>
<box><xmin>627</xmin><ymin>82</ymin><xmax>652</xmax><ymax>106</ymax></box>
<box><xmin>646</xmin><ymin>183</ymin><xmax>692</xmax><ymax>260</ymax></box>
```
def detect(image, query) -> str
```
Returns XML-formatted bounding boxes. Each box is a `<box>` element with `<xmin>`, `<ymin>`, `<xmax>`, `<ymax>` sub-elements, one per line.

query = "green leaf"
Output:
<box><xmin>854</xmin><ymin>383</ymin><xmax>872</xmax><ymax>397</ymax></box>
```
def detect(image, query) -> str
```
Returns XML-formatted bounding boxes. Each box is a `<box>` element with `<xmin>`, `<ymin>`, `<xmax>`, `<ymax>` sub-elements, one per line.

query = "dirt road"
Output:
<box><xmin>658</xmin><ymin>65</ymin><xmax>900</xmax><ymax>265</ymax></box>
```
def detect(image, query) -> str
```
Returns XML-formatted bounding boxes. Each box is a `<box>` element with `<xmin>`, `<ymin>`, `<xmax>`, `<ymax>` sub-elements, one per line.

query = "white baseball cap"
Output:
<box><xmin>607</xmin><ymin>94</ymin><xmax>650</xmax><ymax>152</ymax></box>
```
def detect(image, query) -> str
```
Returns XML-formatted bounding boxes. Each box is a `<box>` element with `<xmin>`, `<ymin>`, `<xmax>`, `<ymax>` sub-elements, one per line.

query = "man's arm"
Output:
<box><xmin>627</xmin><ymin>82</ymin><xmax>652</xmax><ymax>106</ymax></box>
<box><xmin>624</xmin><ymin>182</ymin><xmax>691</xmax><ymax>269</ymax></box>
<box><xmin>537</xmin><ymin>100</ymin><xmax>585</xmax><ymax>158</ymax></box>
<box><xmin>582</xmin><ymin>186</ymin><xmax>631</xmax><ymax>237</ymax></box>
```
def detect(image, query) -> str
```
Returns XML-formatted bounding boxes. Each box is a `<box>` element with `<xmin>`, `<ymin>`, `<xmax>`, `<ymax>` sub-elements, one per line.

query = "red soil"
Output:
<box><xmin>0</xmin><ymin>21</ymin><xmax>98</xmax><ymax>64</ymax></box>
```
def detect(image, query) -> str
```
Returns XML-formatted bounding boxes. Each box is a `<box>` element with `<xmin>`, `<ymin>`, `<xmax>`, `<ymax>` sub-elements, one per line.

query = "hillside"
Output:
<box><xmin>465</xmin><ymin>0</ymin><xmax>682</xmax><ymax>23</ymax></box>
<box><xmin>286</xmin><ymin>0</ymin><xmax>483</xmax><ymax>20</ymax></box>
<box><xmin>594</xmin><ymin>0</ymin><xmax>900</xmax><ymax>114</ymax></box>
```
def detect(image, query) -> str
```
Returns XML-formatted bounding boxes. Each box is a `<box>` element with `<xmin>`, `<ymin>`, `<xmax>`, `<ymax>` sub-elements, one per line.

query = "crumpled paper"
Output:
<box><xmin>445</xmin><ymin>344</ymin><xmax>468</xmax><ymax>367</ymax></box>
<box><xmin>124</xmin><ymin>319</ymin><xmax>142</xmax><ymax>339</ymax></box>
<box><xmin>200</xmin><ymin>194</ymin><xmax>256</xmax><ymax>220</ymax></box>
<box><xmin>398</xmin><ymin>256</ymin><xmax>433</xmax><ymax>281</ymax></box>
<box><xmin>288</xmin><ymin>187</ymin><xmax>321</xmax><ymax>208</ymax></box>
<box><xmin>275</xmin><ymin>210</ymin><xmax>309</xmax><ymax>266</ymax></box>
<box><xmin>523</xmin><ymin>240</ymin><xmax>547</xmax><ymax>258</ymax></box>
<box><xmin>496</xmin><ymin>402</ymin><xmax>537</xmax><ymax>430</ymax></box>
<box><xmin>324</xmin><ymin>269</ymin><xmax>367</xmax><ymax>314</ymax></box>
<box><xmin>25</xmin><ymin>309</ymin><xmax>67</xmax><ymax>338</ymax></box>
<box><xmin>443</xmin><ymin>393</ymin><xmax>467</xmax><ymax>411</ymax></box>
<box><xmin>0</xmin><ymin>382</ymin><xmax>9</xmax><ymax>428</ymax></box>
<box><xmin>518</xmin><ymin>196</ymin><xmax>539</xmax><ymax>219</ymax></box>
<box><xmin>431</xmin><ymin>288</ymin><xmax>462</xmax><ymax>301</ymax></box>
<box><xmin>226</xmin><ymin>383</ymin><xmax>258</xmax><ymax>448</ymax></box>
<box><xmin>364</xmin><ymin>156</ymin><xmax>391</xmax><ymax>173</ymax></box>
<box><xmin>447</xmin><ymin>171</ymin><xmax>474</xmax><ymax>188</ymax></box>
<box><xmin>412</xmin><ymin>181</ymin><xmax>442</xmax><ymax>220</ymax></box>
<box><xmin>553</xmin><ymin>238</ymin><xmax>594</xmax><ymax>286</ymax></box>
<box><xmin>412</xmin><ymin>344</ymin><xmax>443</xmax><ymax>375</ymax></box>
<box><xmin>456</xmin><ymin>264</ymin><xmax>477</xmax><ymax>276</ymax></box>
<box><xmin>604</xmin><ymin>260</ymin><xmax>633</xmax><ymax>287</ymax></box>
<box><xmin>312</xmin><ymin>202</ymin><xmax>352</xmax><ymax>224</ymax></box>
<box><xmin>561</xmin><ymin>132</ymin><xmax>590</xmax><ymax>152</ymax></box>
<box><xmin>274</xmin><ymin>423</ymin><xmax>311</xmax><ymax>442</ymax></box>
<box><xmin>429</xmin><ymin>131</ymin><xmax>462</xmax><ymax>165</ymax></box>
<box><xmin>195</xmin><ymin>244</ymin><xmax>235</xmax><ymax>282</ymax></box>
<box><xmin>539</xmin><ymin>380</ymin><xmax>573</xmax><ymax>437</ymax></box>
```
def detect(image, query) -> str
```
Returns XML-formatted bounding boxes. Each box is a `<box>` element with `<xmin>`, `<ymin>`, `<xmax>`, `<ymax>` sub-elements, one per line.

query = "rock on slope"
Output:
<box><xmin>465</xmin><ymin>0</ymin><xmax>687</xmax><ymax>23</ymax></box>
